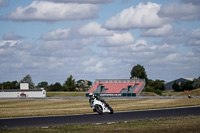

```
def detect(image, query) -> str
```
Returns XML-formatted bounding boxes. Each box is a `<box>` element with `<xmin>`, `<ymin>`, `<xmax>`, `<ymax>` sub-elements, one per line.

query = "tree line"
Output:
<box><xmin>1</xmin><ymin>64</ymin><xmax>200</xmax><ymax>94</ymax></box>
<box><xmin>172</xmin><ymin>77</ymin><xmax>200</xmax><ymax>92</ymax></box>
<box><xmin>0</xmin><ymin>74</ymin><xmax>92</xmax><ymax>92</ymax></box>
<box><xmin>130</xmin><ymin>64</ymin><xmax>200</xmax><ymax>95</ymax></box>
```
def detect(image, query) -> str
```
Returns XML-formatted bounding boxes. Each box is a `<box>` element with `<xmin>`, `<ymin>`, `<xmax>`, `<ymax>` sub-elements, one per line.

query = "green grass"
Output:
<box><xmin>178</xmin><ymin>88</ymin><xmax>200</xmax><ymax>96</ymax></box>
<box><xmin>140</xmin><ymin>92</ymin><xmax>158</xmax><ymax>96</ymax></box>
<box><xmin>1</xmin><ymin>116</ymin><xmax>200</xmax><ymax>133</ymax></box>
<box><xmin>1</xmin><ymin>90</ymin><xmax>200</xmax><ymax>118</ymax></box>
<box><xmin>46</xmin><ymin>88</ymin><xmax>200</xmax><ymax>97</ymax></box>
<box><xmin>0</xmin><ymin>99</ymin><xmax>200</xmax><ymax>118</ymax></box>
<box><xmin>46</xmin><ymin>91</ymin><xmax>86</xmax><ymax>97</ymax></box>
<box><xmin>162</xmin><ymin>88</ymin><xmax>200</xmax><ymax>96</ymax></box>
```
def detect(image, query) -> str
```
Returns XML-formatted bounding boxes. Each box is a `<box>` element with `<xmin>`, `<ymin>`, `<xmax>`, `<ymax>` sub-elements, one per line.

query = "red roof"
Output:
<box><xmin>88</xmin><ymin>81</ymin><xmax>145</xmax><ymax>95</ymax></box>
<box><xmin>103</xmin><ymin>83</ymin><xmax>135</xmax><ymax>93</ymax></box>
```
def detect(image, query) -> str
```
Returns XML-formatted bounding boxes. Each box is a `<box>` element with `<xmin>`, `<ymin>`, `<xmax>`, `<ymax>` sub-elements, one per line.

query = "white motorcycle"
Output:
<box><xmin>89</xmin><ymin>94</ymin><xmax>114</xmax><ymax>115</ymax></box>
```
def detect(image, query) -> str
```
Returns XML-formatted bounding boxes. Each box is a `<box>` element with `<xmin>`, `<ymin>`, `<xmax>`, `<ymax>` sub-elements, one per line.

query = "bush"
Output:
<box><xmin>48</xmin><ymin>82</ymin><xmax>63</xmax><ymax>91</ymax></box>
<box><xmin>148</xmin><ymin>79</ymin><xmax>165</xmax><ymax>91</ymax></box>
<box><xmin>193</xmin><ymin>77</ymin><xmax>200</xmax><ymax>89</ymax></box>
<box><xmin>172</xmin><ymin>80</ymin><xmax>182</xmax><ymax>92</ymax></box>
<box><xmin>143</xmin><ymin>86</ymin><xmax>162</xmax><ymax>95</ymax></box>
<box><xmin>182</xmin><ymin>81</ymin><xmax>194</xmax><ymax>91</ymax></box>
<box><xmin>173</xmin><ymin>80</ymin><xmax>194</xmax><ymax>92</ymax></box>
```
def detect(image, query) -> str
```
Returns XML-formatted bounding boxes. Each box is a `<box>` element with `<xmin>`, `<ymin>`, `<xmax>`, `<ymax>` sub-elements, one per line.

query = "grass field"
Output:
<box><xmin>0</xmin><ymin>98</ymin><xmax>200</xmax><ymax>118</ymax></box>
<box><xmin>45</xmin><ymin>88</ymin><xmax>200</xmax><ymax>97</ymax></box>
<box><xmin>1</xmin><ymin>116</ymin><xmax>200</xmax><ymax>133</ymax></box>
<box><xmin>46</xmin><ymin>91</ymin><xmax>86</xmax><ymax>97</ymax></box>
<box><xmin>1</xmin><ymin>90</ymin><xmax>200</xmax><ymax>132</ymax></box>
<box><xmin>140</xmin><ymin>92</ymin><xmax>159</xmax><ymax>96</ymax></box>
<box><xmin>162</xmin><ymin>88</ymin><xmax>200</xmax><ymax>96</ymax></box>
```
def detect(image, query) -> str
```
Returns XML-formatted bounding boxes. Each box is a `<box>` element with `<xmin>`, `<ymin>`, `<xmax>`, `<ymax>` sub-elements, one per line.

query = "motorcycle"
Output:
<box><xmin>89</xmin><ymin>94</ymin><xmax>114</xmax><ymax>115</ymax></box>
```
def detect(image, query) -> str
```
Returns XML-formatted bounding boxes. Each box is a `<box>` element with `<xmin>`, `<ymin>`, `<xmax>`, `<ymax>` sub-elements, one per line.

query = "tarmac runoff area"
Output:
<box><xmin>0</xmin><ymin>106</ymin><xmax>200</xmax><ymax>128</ymax></box>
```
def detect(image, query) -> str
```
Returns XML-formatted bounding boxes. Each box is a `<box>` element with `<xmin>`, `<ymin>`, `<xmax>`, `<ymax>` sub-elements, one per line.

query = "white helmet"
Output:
<box><xmin>89</xmin><ymin>93</ymin><xmax>94</xmax><ymax>97</ymax></box>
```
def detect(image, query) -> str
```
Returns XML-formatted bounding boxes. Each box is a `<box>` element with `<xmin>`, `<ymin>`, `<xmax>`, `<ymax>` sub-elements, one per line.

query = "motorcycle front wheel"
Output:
<box><xmin>94</xmin><ymin>105</ymin><xmax>103</xmax><ymax>115</ymax></box>
<box><xmin>108</xmin><ymin>105</ymin><xmax>114</xmax><ymax>114</ymax></box>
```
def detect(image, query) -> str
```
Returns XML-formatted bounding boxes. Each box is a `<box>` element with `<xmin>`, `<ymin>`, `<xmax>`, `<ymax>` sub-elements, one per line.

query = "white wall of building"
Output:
<box><xmin>0</xmin><ymin>90</ymin><xmax>46</xmax><ymax>98</ymax></box>
<box><xmin>20</xmin><ymin>83</ymin><xmax>29</xmax><ymax>90</ymax></box>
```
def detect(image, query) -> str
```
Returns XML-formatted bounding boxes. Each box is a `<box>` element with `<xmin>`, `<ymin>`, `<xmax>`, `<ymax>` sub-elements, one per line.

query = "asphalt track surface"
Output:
<box><xmin>0</xmin><ymin>106</ymin><xmax>200</xmax><ymax>128</ymax></box>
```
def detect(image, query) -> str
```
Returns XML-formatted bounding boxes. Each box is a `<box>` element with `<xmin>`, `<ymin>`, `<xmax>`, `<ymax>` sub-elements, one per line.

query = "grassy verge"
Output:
<box><xmin>162</xmin><ymin>88</ymin><xmax>200</xmax><ymax>96</ymax></box>
<box><xmin>1</xmin><ymin>116</ymin><xmax>200</xmax><ymax>133</ymax></box>
<box><xmin>46</xmin><ymin>91</ymin><xmax>86</xmax><ymax>97</ymax></box>
<box><xmin>0</xmin><ymin>99</ymin><xmax>200</xmax><ymax>118</ymax></box>
<box><xmin>140</xmin><ymin>92</ymin><xmax>158</xmax><ymax>96</ymax></box>
<box><xmin>46</xmin><ymin>88</ymin><xmax>200</xmax><ymax>97</ymax></box>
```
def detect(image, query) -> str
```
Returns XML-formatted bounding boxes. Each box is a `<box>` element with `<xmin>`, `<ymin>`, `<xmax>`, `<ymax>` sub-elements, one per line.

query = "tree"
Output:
<box><xmin>143</xmin><ymin>86</ymin><xmax>162</xmax><ymax>95</ymax></box>
<box><xmin>10</xmin><ymin>81</ymin><xmax>18</xmax><ymax>89</ymax></box>
<box><xmin>143</xmin><ymin>79</ymin><xmax>164</xmax><ymax>95</ymax></box>
<box><xmin>48</xmin><ymin>82</ymin><xmax>63</xmax><ymax>91</ymax></box>
<box><xmin>63</xmin><ymin>75</ymin><xmax>76</xmax><ymax>91</ymax></box>
<box><xmin>193</xmin><ymin>77</ymin><xmax>200</xmax><ymax>89</ymax></box>
<box><xmin>38</xmin><ymin>81</ymin><xmax>48</xmax><ymax>88</ymax></box>
<box><xmin>172</xmin><ymin>80</ymin><xmax>182</xmax><ymax>92</ymax></box>
<box><xmin>172</xmin><ymin>80</ymin><xmax>195</xmax><ymax>92</ymax></box>
<box><xmin>130</xmin><ymin>64</ymin><xmax>148</xmax><ymax>85</ymax></box>
<box><xmin>76</xmin><ymin>80</ymin><xmax>92</xmax><ymax>91</ymax></box>
<box><xmin>18</xmin><ymin>74</ymin><xmax>35</xmax><ymax>89</ymax></box>
<box><xmin>0</xmin><ymin>81</ymin><xmax>18</xmax><ymax>90</ymax></box>
<box><xmin>149</xmin><ymin>79</ymin><xmax>165</xmax><ymax>91</ymax></box>
<box><xmin>182</xmin><ymin>81</ymin><xmax>194</xmax><ymax>91</ymax></box>
<box><xmin>147</xmin><ymin>79</ymin><xmax>165</xmax><ymax>91</ymax></box>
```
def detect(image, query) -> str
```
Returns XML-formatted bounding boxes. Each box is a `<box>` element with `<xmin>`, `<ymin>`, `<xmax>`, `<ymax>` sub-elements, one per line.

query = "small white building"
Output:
<box><xmin>0</xmin><ymin>83</ymin><xmax>46</xmax><ymax>98</ymax></box>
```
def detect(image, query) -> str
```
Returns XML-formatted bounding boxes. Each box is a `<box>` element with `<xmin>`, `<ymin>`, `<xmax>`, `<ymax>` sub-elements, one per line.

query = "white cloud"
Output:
<box><xmin>41</xmin><ymin>29</ymin><xmax>71</xmax><ymax>41</ymax></box>
<box><xmin>40</xmin><ymin>39</ymin><xmax>92</xmax><ymax>53</ymax></box>
<box><xmin>187</xmin><ymin>38</ymin><xmax>200</xmax><ymax>46</ymax></box>
<box><xmin>130</xmin><ymin>40</ymin><xmax>176</xmax><ymax>56</ymax></box>
<box><xmin>79</xmin><ymin>22</ymin><xmax>114</xmax><ymax>36</ymax></box>
<box><xmin>165</xmin><ymin>53</ymin><xmax>178</xmax><ymax>61</ymax></box>
<box><xmin>0</xmin><ymin>0</ymin><xmax>7</xmax><ymax>7</ymax></box>
<box><xmin>192</xmin><ymin>28</ymin><xmax>200</xmax><ymax>38</ymax></box>
<box><xmin>130</xmin><ymin>39</ymin><xmax>149</xmax><ymax>52</ymax></box>
<box><xmin>5</xmin><ymin>1</ymin><xmax>99</xmax><ymax>22</ymax></box>
<box><xmin>41</xmin><ymin>22</ymin><xmax>114</xmax><ymax>41</ymax></box>
<box><xmin>104</xmin><ymin>2</ymin><xmax>168</xmax><ymax>30</ymax></box>
<box><xmin>1</xmin><ymin>0</ymin><xmax>199</xmax><ymax>84</ymax></box>
<box><xmin>0</xmin><ymin>40</ymin><xmax>21</xmax><ymax>47</ymax></box>
<box><xmin>185</xmin><ymin>28</ymin><xmax>200</xmax><ymax>46</ymax></box>
<box><xmin>83</xmin><ymin>57</ymin><xmax>96</xmax><ymax>66</ymax></box>
<box><xmin>99</xmin><ymin>32</ymin><xmax>134</xmax><ymax>47</ymax></box>
<box><xmin>181</xmin><ymin>0</ymin><xmax>200</xmax><ymax>5</ymax></box>
<box><xmin>48</xmin><ymin>0</ymin><xmax>112</xmax><ymax>4</ymax></box>
<box><xmin>83</xmin><ymin>58</ymin><xmax>106</xmax><ymax>73</ymax></box>
<box><xmin>162</xmin><ymin>29</ymin><xmax>186</xmax><ymax>44</ymax></box>
<box><xmin>3</xmin><ymin>32</ymin><xmax>24</xmax><ymax>40</ymax></box>
<box><xmin>153</xmin><ymin>43</ymin><xmax>177</xmax><ymax>54</ymax></box>
<box><xmin>159</xmin><ymin>2</ymin><xmax>200</xmax><ymax>21</ymax></box>
<box><xmin>142</xmin><ymin>24</ymin><xmax>173</xmax><ymax>37</ymax></box>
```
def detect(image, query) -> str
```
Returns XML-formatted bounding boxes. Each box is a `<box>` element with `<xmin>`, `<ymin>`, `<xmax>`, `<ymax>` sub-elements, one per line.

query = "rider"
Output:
<box><xmin>88</xmin><ymin>93</ymin><xmax>113</xmax><ymax>114</ymax></box>
<box><xmin>89</xmin><ymin>93</ymin><xmax>106</xmax><ymax>106</ymax></box>
<box><xmin>89</xmin><ymin>93</ymin><xmax>95</xmax><ymax>107</ymax></box>
<box><xmin>89</xmin><ymin>93</ymin><xmax>101</xmax><ymax>105</ymax></box>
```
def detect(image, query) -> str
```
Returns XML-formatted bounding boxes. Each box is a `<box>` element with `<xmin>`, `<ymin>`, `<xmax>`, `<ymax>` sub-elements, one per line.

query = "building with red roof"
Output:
<box><xmin>86</xmin><ymin>79</ymin><xmax>145</xmax><ymax>97</ymax></box>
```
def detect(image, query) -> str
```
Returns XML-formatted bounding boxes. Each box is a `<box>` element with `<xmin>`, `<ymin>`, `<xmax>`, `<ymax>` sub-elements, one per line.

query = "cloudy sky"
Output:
<box><xmin>0</xmin><ymin>0</ymin><xmax>200</xmax><ymax>85</ymax></box>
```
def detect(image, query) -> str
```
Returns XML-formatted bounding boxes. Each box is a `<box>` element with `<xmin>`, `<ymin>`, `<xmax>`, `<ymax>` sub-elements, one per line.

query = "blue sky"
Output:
<box><xmin>0</xmin><ymin>0</ymin><xmax>200</xmax><ymax>85</ymax></box>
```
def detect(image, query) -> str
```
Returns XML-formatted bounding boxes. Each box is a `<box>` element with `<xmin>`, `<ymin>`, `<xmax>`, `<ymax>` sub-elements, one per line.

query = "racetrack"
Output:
<box><xmin>0</xmin><ymin>106</ymin><xmax>199</xmax><ymax>128</ymax></box>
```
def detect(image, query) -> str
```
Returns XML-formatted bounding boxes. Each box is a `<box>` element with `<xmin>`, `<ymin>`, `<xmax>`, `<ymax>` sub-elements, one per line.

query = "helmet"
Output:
<box><xmin>89</xmin><ymin>93</ymin><xmax>94</xmax><ymax>98</ymax></box>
